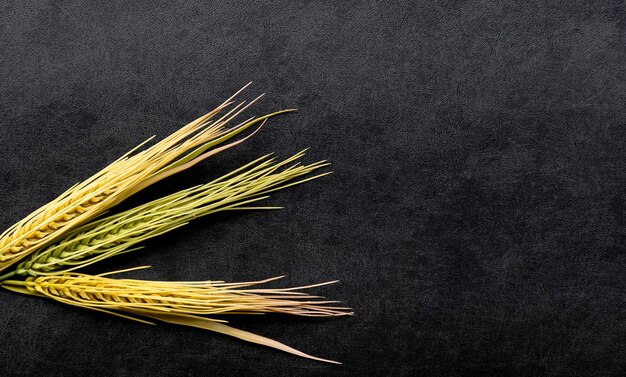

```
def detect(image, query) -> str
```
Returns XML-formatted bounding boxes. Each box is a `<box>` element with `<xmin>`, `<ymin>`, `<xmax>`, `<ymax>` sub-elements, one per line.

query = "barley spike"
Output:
<box><xmin>1</xmin><ymin>273</ymin><xmax>352</xmax><ymax>317</ymax></box>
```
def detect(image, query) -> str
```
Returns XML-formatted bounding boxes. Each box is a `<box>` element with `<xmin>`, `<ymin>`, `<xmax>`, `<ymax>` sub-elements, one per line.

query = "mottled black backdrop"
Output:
<box><xmin>0</xmin><ymin>1</ymin><xmax>624</xmax><ymax>376</ymax></box>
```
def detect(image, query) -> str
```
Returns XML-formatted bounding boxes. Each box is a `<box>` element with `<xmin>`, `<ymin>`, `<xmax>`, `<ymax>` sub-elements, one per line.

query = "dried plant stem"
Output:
<box><xmin>137</xmin><ymin>312</ymin><xmax>343</xmax><ymax>364</ymax></box>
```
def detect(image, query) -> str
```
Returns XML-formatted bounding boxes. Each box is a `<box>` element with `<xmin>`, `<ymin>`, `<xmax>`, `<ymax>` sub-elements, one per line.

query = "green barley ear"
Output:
<box><xmin>0</xmin><ymin>151</ymin><xmax>329</xmax><ymax>280</ymax></box>
<box><xmin>0</xmin><ymin>84</ymin><xmax>290</xmax><ymax>271</ymax></box>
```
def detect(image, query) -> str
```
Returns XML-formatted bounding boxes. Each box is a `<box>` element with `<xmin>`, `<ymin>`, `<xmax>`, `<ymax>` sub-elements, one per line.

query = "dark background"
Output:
<box><xmin>0</xmin><ymin>1</ymin><xmax>624</xmax><ymax>376</ymax></box>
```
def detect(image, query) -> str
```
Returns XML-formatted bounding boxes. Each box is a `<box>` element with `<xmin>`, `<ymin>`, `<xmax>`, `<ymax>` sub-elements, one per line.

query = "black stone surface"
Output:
<box><xmin>0</xmin><ymin>1</ymin><xmax>624</xmax><ymax>376</ymax></box>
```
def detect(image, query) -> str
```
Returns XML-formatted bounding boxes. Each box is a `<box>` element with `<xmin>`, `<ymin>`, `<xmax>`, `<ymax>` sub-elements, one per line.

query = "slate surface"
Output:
<box><xmin>0</xmin><ymin>1</ymin><xmax>624</xmax><ymax>376</ymax></box>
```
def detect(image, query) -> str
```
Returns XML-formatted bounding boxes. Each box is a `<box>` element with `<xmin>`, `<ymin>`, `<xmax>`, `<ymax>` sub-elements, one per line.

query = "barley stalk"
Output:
<box><xmin>0</xmin><ymin>151</ymin><xmax>328</xmax><ymax>280</ymax></box>
<box><xmin>2</xmin><ymin>272</ymin><xmax>351</xmax><ymax>317</ymax></box>
<box><xmin>2</xmin><ymin>269</ymin><xmax>352</xmax><ymax>363</ymax></box>
<box><xmin>0</xmin><ymin>84</ymin><xmax>288</xmax><ymax>271</ymax></box>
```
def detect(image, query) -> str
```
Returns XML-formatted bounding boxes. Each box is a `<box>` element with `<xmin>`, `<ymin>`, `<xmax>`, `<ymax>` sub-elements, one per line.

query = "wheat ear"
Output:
<box><xmin>0</xmin><ymin>151</ymin><xmax>329</xmax><ymax>280</ymax></box>
<box><xmin>0</xmin><ymin>84</ymin><xmax>290</xmax><ymax>271</ymax></box>
<box><xmin>2</xmin><ymin>270</ymin><xmax>351</xmax><ymax>363</ymax></box>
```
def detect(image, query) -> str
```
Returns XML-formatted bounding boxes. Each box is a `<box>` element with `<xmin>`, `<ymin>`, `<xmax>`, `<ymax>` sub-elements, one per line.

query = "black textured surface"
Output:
<box><xmin>0</xmin><ymin>1</ymin><xmax>625</xmax><ymax>376</ymax></box>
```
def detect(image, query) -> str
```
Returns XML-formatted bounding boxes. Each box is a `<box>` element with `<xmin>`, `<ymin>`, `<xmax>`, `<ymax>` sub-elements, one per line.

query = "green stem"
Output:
<box><xmin>0</xmin><ymin>270</ymin><xmax>17</xmax><ymax>282</ymax></box>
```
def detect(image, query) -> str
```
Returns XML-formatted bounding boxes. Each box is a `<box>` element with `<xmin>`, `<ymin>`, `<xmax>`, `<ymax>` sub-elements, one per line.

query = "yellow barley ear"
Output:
<box><xmin>1</xmin><ymin>271</ymin><xmax>352</xmax><ymax>363</ymax></box>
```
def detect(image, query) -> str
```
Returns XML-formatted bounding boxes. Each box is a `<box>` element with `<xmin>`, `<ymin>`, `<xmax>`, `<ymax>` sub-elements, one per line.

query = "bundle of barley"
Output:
<box><xmin>0</xmin><ymin>86</ymin><xmax>349</xmax><ymax>364</ymax></box>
